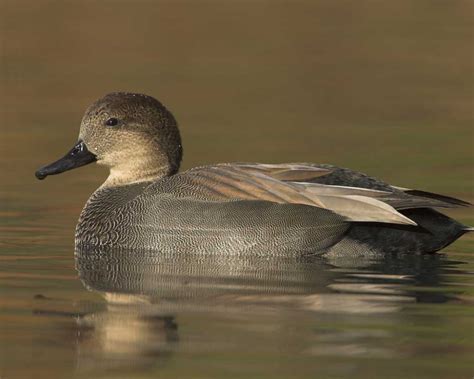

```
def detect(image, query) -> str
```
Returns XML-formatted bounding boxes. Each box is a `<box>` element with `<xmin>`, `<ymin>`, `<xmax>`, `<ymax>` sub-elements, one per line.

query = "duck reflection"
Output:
<box><xmin>69</xmin><ymin>246</ymin><xmax>460</xmax><ymax>374</ymax></box>
<box><xmin>75</xmin><ymin>247</ymin><xmax>339</xmax><ymax>300</ymax></box>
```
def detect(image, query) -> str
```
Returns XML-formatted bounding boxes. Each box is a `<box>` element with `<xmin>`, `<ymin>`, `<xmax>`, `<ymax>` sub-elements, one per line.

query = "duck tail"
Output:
<box><xmin>403</xmin><ymin>190</ymin><xmax>472</xmax><ymax>207</ymax></box>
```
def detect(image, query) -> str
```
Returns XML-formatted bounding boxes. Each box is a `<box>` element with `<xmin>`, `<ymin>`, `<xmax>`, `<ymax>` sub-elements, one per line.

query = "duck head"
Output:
<box><xmin>35</xmin><ymin>92</ymin><xmax>182</xmax><ymax>186</ymax></box>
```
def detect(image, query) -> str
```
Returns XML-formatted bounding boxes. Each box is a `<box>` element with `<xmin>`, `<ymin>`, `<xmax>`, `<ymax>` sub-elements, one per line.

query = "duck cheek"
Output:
<box><xmin>98</xmin><ymin>148</ymin><xmax>131</xmax><ymax>168</ymax></box>
<box><xmin>96</xmin><ymin>154</ymin><xmax>115</xmax><ymax>167</ymax></box>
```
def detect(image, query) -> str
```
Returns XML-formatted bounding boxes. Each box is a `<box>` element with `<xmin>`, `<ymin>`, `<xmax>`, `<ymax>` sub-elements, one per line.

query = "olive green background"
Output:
<box><xmin>0</xmin><ymin>1</ymin><xmax>473</xmax><ymax>378</ymax></box>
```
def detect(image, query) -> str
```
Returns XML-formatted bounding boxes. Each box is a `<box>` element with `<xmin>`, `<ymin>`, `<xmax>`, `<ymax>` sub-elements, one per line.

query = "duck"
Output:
<box><xmin>35</xmin><ymin>92</ymin><xmax>472</xmax><ymax>256</ymax></box>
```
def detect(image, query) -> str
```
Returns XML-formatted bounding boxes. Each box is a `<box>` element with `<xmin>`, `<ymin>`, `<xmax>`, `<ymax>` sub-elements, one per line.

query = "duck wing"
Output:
<box><xmin>145</xmin><ymin>163</ymin><xmax>417</xmax><ymax>226</ymax></box>
<box><xmin>277</xmin><ymin>163</ymin><xmax>469</xmax><ymax>210</ymax></box>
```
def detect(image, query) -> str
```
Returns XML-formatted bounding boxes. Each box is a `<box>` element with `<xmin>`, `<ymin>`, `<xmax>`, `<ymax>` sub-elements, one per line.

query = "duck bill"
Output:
<box><xmin>35</xmin><ymin>140</ymin><xmax>97</xmax><ymax>180</ymax></box>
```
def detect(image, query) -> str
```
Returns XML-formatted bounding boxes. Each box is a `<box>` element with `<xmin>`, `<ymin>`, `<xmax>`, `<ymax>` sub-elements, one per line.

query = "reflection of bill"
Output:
<box><xmin>32</xmin><ymin>294</ymin><xmax>179</xmax><ymax>373</ymax></box>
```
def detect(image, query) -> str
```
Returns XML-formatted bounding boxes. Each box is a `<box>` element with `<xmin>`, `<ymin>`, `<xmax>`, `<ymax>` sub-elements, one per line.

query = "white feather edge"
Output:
<box><xmin>285</xmin><ymin>181</ymin><xmax>415</xmax><ymax>225</ymax></box>
<box><xmin>311</xmin><ymin>194</ymin><xmax>417</xmax><ymax>226</ymax></box>
<box><xmin>293</xmin><ymin>182</ymin><xmax>392</xmax><ymax>197</ymax></box>
<box><xmin>390</xmin><ymin>185</ymin><xmax>410</xmax><ymax>191</ymax></box>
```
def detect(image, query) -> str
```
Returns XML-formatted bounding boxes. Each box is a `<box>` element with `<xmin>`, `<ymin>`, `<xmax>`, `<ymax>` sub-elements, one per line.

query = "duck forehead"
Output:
<box><xmin>84</xmin><ymin>97</ymin><xmax>160</xmax><ymax>126</ymax></box>
<box><xmin>83</xmin><ymin>98</ymin><xmax>124</xmax><ymax>120</ymax></box>
<box><xmin>79</xmin><ymin>110</ymin><xmax>102</xmax><ymax>140</ymax></box>
<box><xmin>90</xmin><ymin>92</ymin><xmax>161</xmax><ymax>113</ymax></box>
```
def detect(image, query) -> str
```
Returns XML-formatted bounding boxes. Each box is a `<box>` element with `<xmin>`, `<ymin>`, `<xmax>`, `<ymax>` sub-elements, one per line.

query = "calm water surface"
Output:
<box><xmin>1</xmin><ymin>1</ymin><xmax>473</xmax><ymax>378</ymax></box>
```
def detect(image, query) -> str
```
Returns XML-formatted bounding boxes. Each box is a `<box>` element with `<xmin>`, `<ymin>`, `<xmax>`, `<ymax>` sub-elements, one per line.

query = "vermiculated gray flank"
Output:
<box><xmin>35</xmin><ymin>92</ymin><xmax>472</xmax><ymax>256</ymax></box>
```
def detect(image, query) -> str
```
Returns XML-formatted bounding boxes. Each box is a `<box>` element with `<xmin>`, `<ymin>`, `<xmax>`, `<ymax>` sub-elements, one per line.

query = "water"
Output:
<box><xmin>1</xmin><ymin>1</ymin><xmax>473</xmax><ymax>378</ymax></box>
<box><xmin>2</xmin><ymin>223</ymin><xmax>473</xmax><ymax>379</ymax></box>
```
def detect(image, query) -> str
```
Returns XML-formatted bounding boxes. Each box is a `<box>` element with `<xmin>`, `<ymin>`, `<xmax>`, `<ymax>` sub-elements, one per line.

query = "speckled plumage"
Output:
<box><xmin>36</xmin><ymin>92</ymin><xmax>471</xmax><ymax>256</ymax></box>
<box><xmin>75</xmin><ymin>182</ymin><xmax>350</xmax><ymax>255</ymax></box>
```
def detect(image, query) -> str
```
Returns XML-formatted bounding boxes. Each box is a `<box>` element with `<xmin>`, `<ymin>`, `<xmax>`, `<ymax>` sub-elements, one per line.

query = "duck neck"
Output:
<box><xmin>103</xmin><ymin>155</ymin><xmax>175</xmax><ymax>187</ymax></box>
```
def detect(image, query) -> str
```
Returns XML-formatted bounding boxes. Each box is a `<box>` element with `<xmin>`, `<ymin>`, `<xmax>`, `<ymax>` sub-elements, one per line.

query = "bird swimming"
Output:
<box><xmin>35</xmin><ymin>92</ymin><xmax>472</xmax><ymax>256</ymax></box>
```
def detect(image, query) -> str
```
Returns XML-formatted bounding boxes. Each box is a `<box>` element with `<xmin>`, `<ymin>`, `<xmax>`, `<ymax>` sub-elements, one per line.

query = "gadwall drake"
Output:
<box><xmin>35</xmin><ymin>92</ymin><xmax>472</xmax><ymax>255</ymax></box>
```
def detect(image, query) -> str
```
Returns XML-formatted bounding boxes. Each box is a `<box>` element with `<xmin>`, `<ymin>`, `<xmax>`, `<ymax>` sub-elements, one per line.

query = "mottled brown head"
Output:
<box><xmin>36</xmin><ymin>92</ymin><xmax>182</xmax><ymax>186</ymax></box>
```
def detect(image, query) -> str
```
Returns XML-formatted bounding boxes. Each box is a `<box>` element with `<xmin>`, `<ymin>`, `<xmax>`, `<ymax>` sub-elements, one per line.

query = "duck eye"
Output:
<box><xmin>105</xmin><ymin>118</ymin><xmax>119</xmax><ymax>127</ymax></box>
